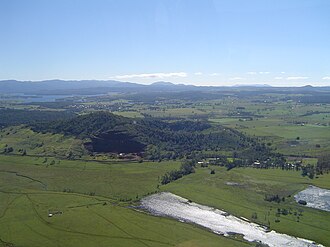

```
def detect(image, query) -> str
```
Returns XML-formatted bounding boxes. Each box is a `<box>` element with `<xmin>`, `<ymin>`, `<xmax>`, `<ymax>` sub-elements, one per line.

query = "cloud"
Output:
<box><xmin>247</xmin><ymin>71</ymin><xmax>270</xmax><ymax>75</ymax></box>
<box><xmin>322</xmin><ymin>76</ymin><xmax>330</xmax><ymax>80</ymax></box>
<box><xmin>115</xmin><ymin>72</ymin><xmax>187</xmax><ymax>79</ymax></box>
<box><xmin>286</xmin><ymin>76</ymin><xmax>309</xmax><ymax>80</ymax></box>
<box><xmin>274</xmin><ymin>77</ymin><xmax>283</xmax><ymax>80</ymax></box>
<box><xmin>210</xmin><ymin>73</ymin><xmax>219</xmax><ymax>76</ymax></box>
<box><xmin>229</xmin><ymin>77</ymin><xmax>245</xmax><ymax>80</ymax></box>
<box><xmin>280</xmin><ymin>71</ymin><xmax>286</xmax><ymax>74</ymax></box>
<box><xmin>194</xmin><ymin>72</ymin><xmax>203</xmax><ymax>76</ymax></box>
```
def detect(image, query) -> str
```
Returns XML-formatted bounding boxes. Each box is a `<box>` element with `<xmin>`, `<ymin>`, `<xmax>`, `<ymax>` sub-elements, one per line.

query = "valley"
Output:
<box><xmin>0</xmin><ymin>85</ymin><xmax>330</xmax><ymax>247</ymax></box>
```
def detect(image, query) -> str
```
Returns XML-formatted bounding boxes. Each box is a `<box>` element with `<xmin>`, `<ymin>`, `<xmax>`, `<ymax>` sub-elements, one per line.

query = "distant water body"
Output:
<box><xmin>141</xmin><ymin>192</ymin><xmax>323</xmax><ymax>247</ymax></box>
<box><xmin>0</xmin><ymin>94</ymin><xmax>71</xmax><ymax>103</ymax></box>
<box><xmin>0</xmin><ymin>93</ymin><xmax>105</xmax><ymax>103</ymax></box>
<box><xmin>295</xmin><ymin>185</ymin><xmax>330</xmax><ymax>212</ymax></box>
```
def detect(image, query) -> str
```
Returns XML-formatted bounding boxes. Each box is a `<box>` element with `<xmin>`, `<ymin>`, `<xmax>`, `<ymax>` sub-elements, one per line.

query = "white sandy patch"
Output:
<box><xmin>141</xmin><ymin>192</ymin><xmax>323</xmax><ymax>247</ymax></box>
<box><xmin>295</xmin><ymin>185</ymin><xmax>330</xmax><ymax>212</ymax></box>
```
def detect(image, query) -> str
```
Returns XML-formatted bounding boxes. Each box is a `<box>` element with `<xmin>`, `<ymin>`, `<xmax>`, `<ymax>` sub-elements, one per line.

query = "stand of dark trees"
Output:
<box><xmin>316</xmin><ymin>154</ymin><xmax>330</xmax><ymax>174</ymax></box>
<box><xmin>161</xmin><ymin>159</ymin><xmax>196</xmax><ymax>185</ymax></box>
<box><xmin>264</xmin><ymin>194</ymin><xmax>285</xmax><ymax>203</ymax></box>
<box><xmin>207</xmin><ymin>153</ymin><xmax>287</xmax><ymax>171</ymax></box>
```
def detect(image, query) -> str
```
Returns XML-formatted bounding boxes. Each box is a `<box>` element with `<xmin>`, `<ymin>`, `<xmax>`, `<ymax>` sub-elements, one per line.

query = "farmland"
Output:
<box><xmin>1</xmin><ymin>86</ymin><xmax>330</xmax><ymax>246</ymax></box>
<box><xmin>0</xmin><ymin>155</ymin><xmax>250</xmax><ymax>247</ymax></box>
<box><xmin>162</xmin><ymin>166</ymin><xmax>330</xmax><ymax>246</ymax></box>
<box><xmin>3</xmin><ymin>0</ymin><xmax>330</xmax><ymax>245</ymax></box>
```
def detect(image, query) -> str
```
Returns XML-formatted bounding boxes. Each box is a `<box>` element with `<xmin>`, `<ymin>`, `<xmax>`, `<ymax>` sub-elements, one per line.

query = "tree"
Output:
<box><xmin>4</xmin><ymin>147</ymin><xmax>13</xmax><ymax>153</ymax></box>
<box><xmin>316</xmin><ymin>154</ymin><xmax>330</xmax><ymax>173</ymax></box>
<box><xmin>301</xmin><ymin>164</ymin><xmax>315</xmax><ymax>179</ymax></box>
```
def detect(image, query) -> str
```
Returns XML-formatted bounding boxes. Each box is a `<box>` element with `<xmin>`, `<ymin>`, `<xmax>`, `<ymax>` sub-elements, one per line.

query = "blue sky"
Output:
<box><xmin>1</xmin><ymin>0</ymin><xmax>330</xmax><ymax>86</ymax></box>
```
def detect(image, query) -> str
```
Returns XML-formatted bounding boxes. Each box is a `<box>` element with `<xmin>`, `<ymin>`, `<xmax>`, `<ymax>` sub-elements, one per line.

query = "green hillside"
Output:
<box><xmin>30</xmin><ymin>111</ymin><xmax>279</xmax><ymax>161</ymax></box>
<box><xmin>0</xmin><ymin>126</ymin><xmax>85</xmax><ymax>158</ymax></box>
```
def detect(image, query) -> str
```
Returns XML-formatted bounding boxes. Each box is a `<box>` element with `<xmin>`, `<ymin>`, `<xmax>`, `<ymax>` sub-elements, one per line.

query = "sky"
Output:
<box><xmin>1</xmin><ymin>0</ymin><xmax>330</xmax><ymax>86</ymax></box>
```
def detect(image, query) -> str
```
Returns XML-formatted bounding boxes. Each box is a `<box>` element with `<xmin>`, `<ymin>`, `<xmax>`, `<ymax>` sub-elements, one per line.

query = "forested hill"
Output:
<box><xmin>0</xmin><ymin>108</ymin><xmax>74</xmax><ymax>127</ymax></box>
<box><xmin>30</xmin><ymin>111</ymin><xmax>278</xmax><ymax>161</ymax></box>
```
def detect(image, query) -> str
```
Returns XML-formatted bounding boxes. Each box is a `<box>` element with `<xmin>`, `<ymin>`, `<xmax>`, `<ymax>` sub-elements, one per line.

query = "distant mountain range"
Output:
<box><xmin>0</xmin><ymin>80</ymin><xmax>197</xmax><ymax>94</ymax></box>
<box><xmin>232</xmin><ymin>84</ymin><xmax>272</xmax><ymax>88</ymax></box>
<box><xmin>0</xmin><ymin>80</ymin><xmax>329</xmax><ymax>95</ymax></box>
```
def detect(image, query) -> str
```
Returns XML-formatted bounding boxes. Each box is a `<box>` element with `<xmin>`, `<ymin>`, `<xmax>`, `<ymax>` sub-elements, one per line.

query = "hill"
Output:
<box><xmin>30</xmin><ymin>111</ymin><xmax>279</xmax><ymax>161</ymax></box>
<box><xmin>0</xmin><ymin>126</ymin><xmax>85</xmax><ymax>158</ymax></box>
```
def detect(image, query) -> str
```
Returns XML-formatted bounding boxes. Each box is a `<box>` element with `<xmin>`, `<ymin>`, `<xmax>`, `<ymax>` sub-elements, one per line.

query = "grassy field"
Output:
<box><xmin>209</xmin><ymin>101</ymin><xmax>330</xmax><ymax>157</ymax></box>
<box><xmin>162</xmin><ymin>166</ymin><xmax>330</xmax><ymax>246</ymax></box>
<box><xmin>0</xmin><ymin>126</ymin><xmax>85</xmax><ymax>158</ymax></box>
<box><xmin>0</xmin><ymin>155</ymin><xmax>181</xmax><ymax>201</ymax></box>
<box><xmin>0</xmin><ymin>191</ymin><xmax>252</xmax><ymax>247</ymax></box>
<box><xmin>213</xmin><ymin>118</ymin><xmax>330</xmax><ymax>157</ymax></box>
<box><xmin>0</xmin><ymin>155</ymin><xmax>252</xmax><ymax>247</ymax></box>
<box><xmin>142</xmin><ymin>107</ymin><xmax>207</xmax><ymax>119</ymax></box>
<box><xmin>1</xmin><ymin>94</ymin><xmax>330</xmax><ymax>246</ymax></box>
<box><xmin>112</xmin><ymin>111</ymin><xmax>144</xmax><ymax>118</ymax></box>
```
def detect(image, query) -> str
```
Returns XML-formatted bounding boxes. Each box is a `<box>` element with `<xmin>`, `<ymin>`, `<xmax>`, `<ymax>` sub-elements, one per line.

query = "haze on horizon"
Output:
<box><xmin>1</xmin><ymin>0</ymin><xmax>330</xmax><ymax>87</ymax></box>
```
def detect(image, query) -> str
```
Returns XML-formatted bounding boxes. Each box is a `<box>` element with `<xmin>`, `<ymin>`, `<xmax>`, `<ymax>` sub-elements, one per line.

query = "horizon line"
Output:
<box><xmin>0</xmin><ymin>79</ymin><xmax>329</xmax><ymax>88</ymax></box>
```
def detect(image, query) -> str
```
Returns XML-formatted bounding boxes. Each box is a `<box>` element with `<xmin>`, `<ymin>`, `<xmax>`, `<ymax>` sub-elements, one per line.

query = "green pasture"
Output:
<box><xmin>0</xmin><ymin>155</ymin><xmax>251</xmax><ymax>247</ymax></box>
<box><xmin>1</xmin><ymin>95</ymin><xmax>330</xmax><ymax>246</ymax></box>
<box><xmin>162</xmin><ymin>167</ymin><xmax>330</xmax><ymax>246</ymax></box>
<box><xmin>0</xmin><ymin>126</ymin><xmax>85</xmax><ymax>158</ymax></box>
<box><xmin>142</xmin><ymin>107</ymin><xmax>207</xmax><ymax>118</ymax></box>
<box><xmin>210</xmin><ymin>117</ymin><xmax>330</xmax><ymax>156</ymax></box>
<box><xmin>112</xmin><ymin>111</ymin><xmax>144</xmax><ymax>118</ymax></box>
<box><xmin>0</xmin><ymin>192</ymin><xmax>249</xmax><ymax>247</ymax></box>
<box><xmin>0</xmin><ymin>155</ymin><xmax>180</xmax><ymax>201</ymax></box>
